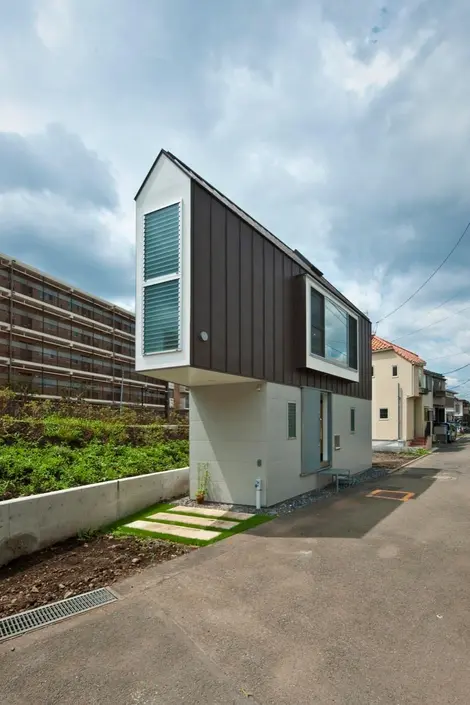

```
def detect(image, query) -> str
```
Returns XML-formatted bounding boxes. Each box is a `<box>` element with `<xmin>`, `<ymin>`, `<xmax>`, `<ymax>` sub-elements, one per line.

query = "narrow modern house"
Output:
<box><xmin>135</xmin><ymin>150</ymin><xmax>372</xmax><ymax>506</ymax></box>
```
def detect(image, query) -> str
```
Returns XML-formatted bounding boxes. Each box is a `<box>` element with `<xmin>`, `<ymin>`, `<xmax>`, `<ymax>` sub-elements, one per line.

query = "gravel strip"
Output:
<box><xmin>173</xmin><ymin>466</ymin><xmax>391</xmax><ymax>517</ymax></box>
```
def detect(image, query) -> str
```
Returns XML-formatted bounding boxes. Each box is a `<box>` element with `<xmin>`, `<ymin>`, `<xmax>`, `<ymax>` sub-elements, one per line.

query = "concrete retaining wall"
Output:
<box><xmin>0</xmin><ymin>467</ymin><xmax>189</xmax><ymax>567</ymax></box>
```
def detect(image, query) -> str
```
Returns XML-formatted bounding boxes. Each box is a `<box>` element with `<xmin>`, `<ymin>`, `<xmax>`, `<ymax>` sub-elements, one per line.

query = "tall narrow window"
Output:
<box><xmin>143</xmin><ymin>202</ymin><xmax>181</xmax><ymax>354</ymax></box>
<box><xmin>348</xmin><ymin>315</ymin><xmax>358</xmax><ymax>370</ymax></box>
<box><xmin>350</xmin><ymin>408</ymin><xmax>356</xmax><ymax>433</ymax></box>
<box><xmin>310</xmin><ymin>288</ymin><xmax>325</xmax><ymax>357</ymax></box>
<box><xmin>287</xmin><ymin>401</ymin><xmax>297</xmax><ymax>439</ymax></box>
<box><xmin>392</xmin><ymin>365</ymin><xmax>398</xmax><ymax>377</ymax></box>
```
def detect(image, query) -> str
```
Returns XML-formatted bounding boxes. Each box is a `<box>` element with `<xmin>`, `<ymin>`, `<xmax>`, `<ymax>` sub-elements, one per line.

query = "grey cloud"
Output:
<box><xmin>0</xmin><ymin>124</ymin><xmax>118</xmax><ymax>210</ymax></box>
<box><xmin>0</xmin><ymin>194</ymin><xmax>134</xmax><ymax>302</ymax></box>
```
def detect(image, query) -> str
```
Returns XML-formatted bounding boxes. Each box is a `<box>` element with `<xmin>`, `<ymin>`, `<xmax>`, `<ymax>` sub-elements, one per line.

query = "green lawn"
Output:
<box><xmin>110</xmin><ymin>502</ymin><xmax>273</xmax><ymax>547</ymax></box>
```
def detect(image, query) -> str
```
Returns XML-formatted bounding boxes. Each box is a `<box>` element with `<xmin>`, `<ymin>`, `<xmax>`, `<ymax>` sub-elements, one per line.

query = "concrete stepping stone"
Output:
<box><xmin>126</xmin><ymin>520</ymin><xmax>221</xmax><ymax>542</ymax></box>
<box><xmin>170</xmin><ymin>506</ymin><xmax>255</xmax><ymax>521</ymax></box>
<box><xmin>148</xmin><ymin>512</ymin><xmax>238</xmax><ymax>530</ymax></box>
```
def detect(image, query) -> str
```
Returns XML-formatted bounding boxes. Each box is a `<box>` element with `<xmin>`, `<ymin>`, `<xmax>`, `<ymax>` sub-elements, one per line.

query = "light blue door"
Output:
<box><xmin>301</xmin><ymin>387</ymin><xmax>322</xmax><ymax>475</ymax></box>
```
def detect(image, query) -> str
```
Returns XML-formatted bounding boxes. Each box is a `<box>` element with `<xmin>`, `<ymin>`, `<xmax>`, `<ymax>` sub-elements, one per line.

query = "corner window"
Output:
<box><xmin>379</xmin><ymin>408</ymin><xmax>388</xmax><ymax>419</ymax></box>
<box><xmin>143</xmin><ymin>202</ymin><xmax>181</xmax><ymax>354</ymax></box>
<box><xmin>310</xmin><ymin>286</ymin><xmax>358</xmax><ymax>370</ymax></box>
<box><xmin>392</xmin><ymin>365</ymin><xmax>398</xmax><ymax>377</ymax></box>
<box><xmin>350</xmin><ymin>408</ymin><xmax>356</xmax><ymax>433</ymax></box>
<box><xmin>287</xmin><ymin>401</ymin><xmax>297</xmax><ymax>439</ymax></box>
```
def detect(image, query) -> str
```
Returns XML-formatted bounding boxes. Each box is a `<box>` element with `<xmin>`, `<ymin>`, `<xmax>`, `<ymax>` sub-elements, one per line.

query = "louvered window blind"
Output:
<box><xmin>143</xmin><ymin>202</ymin><xmax>181</xmax><ymax>354</ymax></box>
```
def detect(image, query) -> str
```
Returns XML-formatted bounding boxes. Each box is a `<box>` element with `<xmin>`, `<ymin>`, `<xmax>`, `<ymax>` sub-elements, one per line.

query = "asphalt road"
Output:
<box><xmin>2</xmin><ymin>442</ymin><xmax>470</xmax><ymax>704</ymax></box>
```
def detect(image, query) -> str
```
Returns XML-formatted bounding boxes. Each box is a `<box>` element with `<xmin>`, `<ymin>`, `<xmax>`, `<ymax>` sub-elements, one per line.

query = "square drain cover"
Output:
<box><xmin>366</xmin><ymin>489</ymin><xmax>415</xmax><ymax>502</ymax></box>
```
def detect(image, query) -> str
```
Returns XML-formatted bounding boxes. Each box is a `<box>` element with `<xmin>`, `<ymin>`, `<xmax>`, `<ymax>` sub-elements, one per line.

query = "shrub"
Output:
<box><xmin>0</xmin><ymin>439</ymin><xmax>189</xmax><ymax>499</ymax></box>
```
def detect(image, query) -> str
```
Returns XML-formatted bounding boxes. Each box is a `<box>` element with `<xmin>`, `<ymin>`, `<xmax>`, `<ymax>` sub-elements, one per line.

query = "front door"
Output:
<box><xmin>320</xmin><ymin>392</ymin><xmax>331</xmax><ymax>468</ymax></box>
<box><xmin>301</xmin><ymin>387</ymin><xmax>322</xmax><ymax>475</ymax></box>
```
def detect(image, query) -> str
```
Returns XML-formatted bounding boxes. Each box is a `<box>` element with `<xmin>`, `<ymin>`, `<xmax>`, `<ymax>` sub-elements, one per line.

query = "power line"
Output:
<box><xmin>391</xmin><ymin>303</ymin><xmax>470</xmax><ymax>342</ymax></box>
<box><xmin>375</xmin><ymin>219</ymin><xmax>470</xmax><ymax>325</ymax></box>
<box><xmin>426</xmin><ymin>350</ymin><xmax>470</xmax><ymax>363</ymax></box>
<box><xmin>442</xmin><ymin>363</ymin><xmax>470</xmax><ymax>375</ymax></box>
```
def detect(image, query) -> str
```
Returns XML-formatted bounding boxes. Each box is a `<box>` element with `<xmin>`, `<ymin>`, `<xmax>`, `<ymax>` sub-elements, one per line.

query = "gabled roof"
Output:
<box><xmin>372</xmin><ymin>335</ymin><xmax>426</xmax><ymax>365</ymax></box>
<box><xmin>135</xmin><ymin>149</ymin><xmax>369</xmax><ymax>320</ymax></box>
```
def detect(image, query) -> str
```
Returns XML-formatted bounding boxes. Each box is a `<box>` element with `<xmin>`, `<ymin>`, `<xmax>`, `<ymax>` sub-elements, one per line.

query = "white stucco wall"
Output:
<box><xmin>189</xmin><ymin>383</ymin><xmax>268</xmax><ymax>506</ymax></box>
<box><xmin>190</xmin><ymin>382</ymin><xmax>372</xmax><ymax>507</ymax></box>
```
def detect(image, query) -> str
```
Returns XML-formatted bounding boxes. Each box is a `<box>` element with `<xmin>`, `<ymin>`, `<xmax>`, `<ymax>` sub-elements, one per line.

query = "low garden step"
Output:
<box><xmin>126</xmin><ymin>520</ymin><xmax>221</xmax><ymax>542</ymax></box>
<box><xmin>170</xmin><ymin>506</ymin><xmax>255</xmax><ymax>521</ymax></box>
<box><xmin>148</xmin><ymin>512</ymin><xmax>238</xmax><ymax>530</ymax></box>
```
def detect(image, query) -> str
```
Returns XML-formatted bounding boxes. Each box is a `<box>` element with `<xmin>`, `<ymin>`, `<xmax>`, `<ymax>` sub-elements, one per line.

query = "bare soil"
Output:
<box><xmin>0</xmin><ymin>534</ymin><xmax>194</xmax><ymax>618</ymax></box>
<box><xmin>372</xmin><ymin>451</ymin><xmax>416</xmax><ymax>470</ymax></box>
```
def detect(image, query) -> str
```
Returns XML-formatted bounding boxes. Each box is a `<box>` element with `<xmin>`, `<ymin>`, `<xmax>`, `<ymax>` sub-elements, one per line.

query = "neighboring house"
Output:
<box><xmin>372</xmin><ymin>335</ymin><xmax>429</xmax><ymax>444</ymax></box>
<box><xmin>445</xmin><ymin>390</ymin><xmax>457</xmax><ymax>422</ymax></box>
<box><xmin>134</xmin><ymin>149</ymin><xmax>372</xmax><ymax>507</ymax></box>
<box><xmin>425</xmin><ymin>370</ymin><xmax>446</xmax><ymax>424</ymax></box>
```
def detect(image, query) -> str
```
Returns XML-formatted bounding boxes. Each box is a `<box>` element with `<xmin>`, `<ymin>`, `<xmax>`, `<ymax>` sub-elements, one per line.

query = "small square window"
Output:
<box><xmin>379</xmin><ymin>408</ymin><xmax>389</xmax><ymax>419</ymax></box>
<box><xmin>392</xmin><ymin>365</ymin><xmax>398</xmax><ymax>377</ymax></box>
<box><xmin>287</xmin><ymin>402</ymin><xmax>297</xmax><ymax>439</ymax></box>
<box><xmin>350</xmin><ymin>408</ymin><xmax>356</xmax><ymax>433</ymax></box>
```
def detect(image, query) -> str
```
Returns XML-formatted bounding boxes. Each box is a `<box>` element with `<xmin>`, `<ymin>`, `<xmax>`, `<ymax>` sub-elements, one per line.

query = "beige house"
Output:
<box><xmin>372</xmin><ymin>335</ymin><xmax>429</xmax><ymax>444</ymax></box>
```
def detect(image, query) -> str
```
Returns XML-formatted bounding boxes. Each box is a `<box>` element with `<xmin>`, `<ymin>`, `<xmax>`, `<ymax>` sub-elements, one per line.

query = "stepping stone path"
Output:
<box><xmin>169</xmin><ymin>506</ymin><xmax>255</xmax><ymax>521</ymax></box>
<box><xmin>148</xmin><ymin>512</ymin><xmax>238</xmax><ymax>530</ymax></box>
<box><xmin>124</xmin><ymin>506</ymin><xmax>256</xmax><ymax>544</ymax></box>
<box><xmin>126</xmin><ymin>520</ymin><xmax>221</xmax><ymax>542</ymax></box>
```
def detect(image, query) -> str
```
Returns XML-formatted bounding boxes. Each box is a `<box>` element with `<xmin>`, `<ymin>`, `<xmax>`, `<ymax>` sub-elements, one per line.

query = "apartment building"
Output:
<box><xmin>0</xmin><ymin>253</ymin><xmax>188</xmax><ymax>411</ymax></box>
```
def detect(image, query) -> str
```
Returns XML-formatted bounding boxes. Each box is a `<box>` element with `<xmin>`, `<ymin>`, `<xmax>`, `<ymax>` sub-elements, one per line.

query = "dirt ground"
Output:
<box><xmin>0</xmin><ymin>535</ymin><xmax>194</xmax><ymax>618</ymax></box>
<box><xmin>372</xmin><ymin>451</ymin><xmax>417</xmax><ymax>470</ymax></box>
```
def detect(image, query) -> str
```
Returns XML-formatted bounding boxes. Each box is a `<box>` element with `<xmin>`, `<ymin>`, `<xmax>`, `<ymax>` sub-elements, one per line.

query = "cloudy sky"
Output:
<box><xmin>1</xmin><ymin>0</ymin><xmax>470</xmax><ymax>391</ymax></box>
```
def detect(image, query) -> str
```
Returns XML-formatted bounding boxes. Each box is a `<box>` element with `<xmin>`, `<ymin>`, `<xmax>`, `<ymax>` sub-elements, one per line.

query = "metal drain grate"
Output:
<box><xmin>0</xmin><ymin>587</ymin><xmax>117</xmax><ymax>641</ymax></box>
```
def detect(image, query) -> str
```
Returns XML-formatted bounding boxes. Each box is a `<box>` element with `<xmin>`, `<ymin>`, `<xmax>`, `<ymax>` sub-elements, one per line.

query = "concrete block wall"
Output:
<box><xmin>0</xmin><ymin>467</ymin><xmax>189</xmax><ymax>567</ymax></box>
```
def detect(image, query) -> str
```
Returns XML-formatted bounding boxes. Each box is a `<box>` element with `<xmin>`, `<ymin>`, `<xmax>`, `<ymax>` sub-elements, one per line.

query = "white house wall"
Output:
<box><xmin>190</xmin><ymin>381</ymin><xmax>372</xmax><ymax>508</ymax></box>
<box><xmin>189</xmin><ymin>383</ymin><xmax>268</xmax><ymax>506</ymax></box>
<box><xmin>331</xmin><ymin>394</ymin><xmax>372</xmax><ymax>475</ymax></box>
<box><xmin>135</xmin><ymin>154</ymin><xmax>191</xmax><ymax>373</ymax></box>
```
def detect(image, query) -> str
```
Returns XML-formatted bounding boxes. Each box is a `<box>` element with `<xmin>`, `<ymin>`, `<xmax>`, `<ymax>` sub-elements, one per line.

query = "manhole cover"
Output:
<box><xmin>0</xmin><ymin>587</ymin><xmax>117</xmax><ymax>642</ymax></box>
<box><xmin>366</xmin><ymin>489</ymin><xmax>415</xmax><ymax>502</ymax></box>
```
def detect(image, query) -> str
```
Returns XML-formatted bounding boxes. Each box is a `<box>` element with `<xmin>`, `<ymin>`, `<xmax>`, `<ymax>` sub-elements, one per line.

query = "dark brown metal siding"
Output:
<box><xmin>190</xmin><ymin>182</ymin><xmax>372</xmax><ymax>400</ymax></box>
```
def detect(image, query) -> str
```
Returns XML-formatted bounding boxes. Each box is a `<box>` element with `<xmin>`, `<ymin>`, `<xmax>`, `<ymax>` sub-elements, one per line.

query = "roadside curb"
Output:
<box><xmin>387</xmin><ymin>447</ymin><xmax>438</xmax><ymax>475</ymax></box>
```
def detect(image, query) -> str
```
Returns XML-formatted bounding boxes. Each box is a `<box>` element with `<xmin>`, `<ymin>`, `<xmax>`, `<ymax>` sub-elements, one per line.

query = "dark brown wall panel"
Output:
<box><xmin>191</xmin><ymin>183</ymin><xmax>372</xmax><ymax>400</ymax></box>
<box><xmin>239</xmin><ymin>222</ymin><xmax>253</xmax><ymax>378</ymax></box>
<box><xmin>273</xmin><ymin>249</ymin><xmax>284</xmax><ymax>381</ymax></box>
<box><xmin>191</xmin><ymin>183</ymin><xmax>211</xmax><ymax>369</ymax></box>
<box><xmin>252</xmin><ymin>232</ymin><xmax>265</xmax><ymax>380</ymax></box>
<box><xmin>210</xmin><ymin>199</ymin><xmax>227</xmax><ymax>372</ymax></box>
<box><xmin>226</xmin><ymin>211</ymin><xmax>241</xmax><ymax>375</ymax></box>
<box><xmin>263</xmin><ymin>240</ymin><xmax>274</xmax><ymax>381</ymax></box>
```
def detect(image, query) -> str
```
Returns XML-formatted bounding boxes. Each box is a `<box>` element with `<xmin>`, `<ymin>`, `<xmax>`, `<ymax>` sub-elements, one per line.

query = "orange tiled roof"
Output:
<box><xmin>372</xmin><ymin>335</ymin><xmax>426</xmax><ymax>365</ymax></box>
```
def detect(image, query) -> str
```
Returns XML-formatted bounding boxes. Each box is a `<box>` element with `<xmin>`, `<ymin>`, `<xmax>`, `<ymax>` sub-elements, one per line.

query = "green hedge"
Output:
<box><xmin>0</xmin><ymin>415</ymin><xmax>188</xmax><ymax>447</ymax></box>
<box><xmin>0</xmin><ymin>439</ymin><xmax>189</xmax><ymax>500</ymax></box>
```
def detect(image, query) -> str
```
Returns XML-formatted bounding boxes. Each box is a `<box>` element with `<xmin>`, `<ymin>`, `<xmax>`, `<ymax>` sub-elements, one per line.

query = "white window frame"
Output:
<box><xmin>287</xmin><ymin>401</ymin><xmax>297</xmax><ymax>440</ymax></box>
<box><xmin>305</xmin><ymin>277</ymin><xmax>359</xmax><ymax>383</ymax></box>
<box><xmin>142</xmin><ymin>200</ymin><xmax>183</xmax><ymax>355</ymax></box>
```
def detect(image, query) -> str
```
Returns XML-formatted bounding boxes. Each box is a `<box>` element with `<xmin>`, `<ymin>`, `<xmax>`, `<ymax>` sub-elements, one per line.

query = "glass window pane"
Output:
<box><xmin>325</xmin><ymin>299</ymin><xmax>348</xmax><ymax>366</ymax></box>
<box><xmin>144</xmin><ymin>203</ymin><xmax>180</xmax><ymax>280</ymax></box>
<box><xmin>310</xmin><ymin>289</ymin><xmax>324</xmax><ymax>357</ymax></box>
